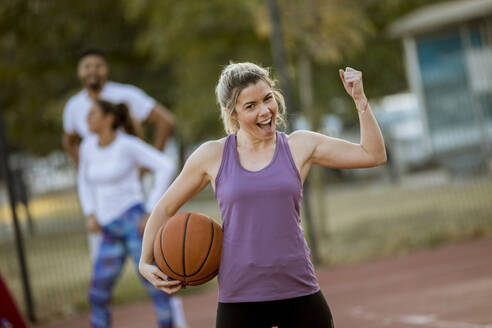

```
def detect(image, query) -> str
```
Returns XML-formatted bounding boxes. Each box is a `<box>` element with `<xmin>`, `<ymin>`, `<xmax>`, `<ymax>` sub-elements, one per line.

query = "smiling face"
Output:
<box><xmin>233</xmin><ymin>79</ymin><xmax>278</xmax><ymax>140</ymax></box>
<box><xmin>77</xmin><ymin>54</ymin><xmax>108</xmax><ymax>92</ymax></box>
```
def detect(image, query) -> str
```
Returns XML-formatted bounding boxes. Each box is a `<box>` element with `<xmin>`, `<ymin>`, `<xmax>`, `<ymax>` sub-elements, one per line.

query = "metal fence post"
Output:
<box><xmin>0</xmin><ymin>108</ymin><xmax>36</xmax><ymax>322</ymax></box>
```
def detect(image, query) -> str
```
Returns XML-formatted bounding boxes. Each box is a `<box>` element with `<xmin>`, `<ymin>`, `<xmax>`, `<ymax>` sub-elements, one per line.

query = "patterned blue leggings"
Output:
<box><xmin>89</xmin><ymin>204</ymin><xmax>173</xmax><ymax>328</ymax></box>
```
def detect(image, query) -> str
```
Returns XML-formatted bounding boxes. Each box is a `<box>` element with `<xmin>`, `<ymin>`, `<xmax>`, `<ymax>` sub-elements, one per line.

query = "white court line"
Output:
<box><xmin>351</xmin><ymin>307</ymin><xmax>492</xmax><ymax>328</ymax></box>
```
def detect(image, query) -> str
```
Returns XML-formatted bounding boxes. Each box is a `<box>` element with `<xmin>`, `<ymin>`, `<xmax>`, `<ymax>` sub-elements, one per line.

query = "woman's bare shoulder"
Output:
<box><xmin>287</xmin><ymin>129</ymin><xmax>316</xmax><ymax>146</ymax></box>
<box><xmin>186</xmin><ymin>137</ymin><xmax>227</xmax><ymax>168</ymax></box>
<box><xmin>288</xmin><ymin>129</ymin><xmax>316</xmax><ymax>138</ymax></box>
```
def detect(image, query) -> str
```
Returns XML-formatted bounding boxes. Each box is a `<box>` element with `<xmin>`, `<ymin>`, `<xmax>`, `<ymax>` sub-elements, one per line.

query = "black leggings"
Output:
<box><xmin>216</xmin><ymin>290</ymin><xmax>334</xmax><ymax>328</ymax></box>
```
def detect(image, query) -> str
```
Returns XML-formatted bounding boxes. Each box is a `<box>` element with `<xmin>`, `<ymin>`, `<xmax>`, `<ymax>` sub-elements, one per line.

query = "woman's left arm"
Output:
<box><xmin>294</xmin><ymin>68</ymin><xmax>386</xmax><ymax>170</ymax></box>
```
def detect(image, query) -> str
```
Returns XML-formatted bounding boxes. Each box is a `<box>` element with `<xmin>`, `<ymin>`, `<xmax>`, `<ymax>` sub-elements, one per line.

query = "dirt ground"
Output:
<box><xmin>36</xmin><ymin>237</ymin><xmax>492</xmax><ymax>328</ymax></box>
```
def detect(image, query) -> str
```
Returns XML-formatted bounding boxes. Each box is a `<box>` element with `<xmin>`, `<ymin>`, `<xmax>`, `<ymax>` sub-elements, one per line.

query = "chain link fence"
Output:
<box><xmin>0</xmin><ymin>152</ymin><xmax>90</xmax><ymax>322</ymax></box>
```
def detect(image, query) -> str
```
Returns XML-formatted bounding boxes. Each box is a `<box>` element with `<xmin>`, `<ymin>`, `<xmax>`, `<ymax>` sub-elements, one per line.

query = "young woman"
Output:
<box><xmin>78</xmin><ymin>99</ymin><xmax>176</xmax><ymax>328</ymax></box>
<box><xmin>139</xmin><ymin>63</ymin><xmax>387</xmax><ymax>327</ymax></box>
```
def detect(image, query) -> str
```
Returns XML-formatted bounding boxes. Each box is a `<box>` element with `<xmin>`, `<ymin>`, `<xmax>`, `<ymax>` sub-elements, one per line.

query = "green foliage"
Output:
<box><xmin>279</xmin><ymin>0</ymin><xmax>373</xmax><ymax>63</ymax></box>
<box><xmin>343</xmin><ymin>0</ymin><xmax>448</xmax><ymax>99</ymax></box>
<box><xmin>306</xmin><ymin>0</ymin><xmax>448</xmax><ymax>125</ymax></box>
<box><xmin>0</xmin><ymin>0</ymin><xmax>162</xmax><ymax>154</ymax></box>
<box><xmin>122</xmin><ymin>0</ymin><xmax>272</xmax><ymax>145</ymax></box>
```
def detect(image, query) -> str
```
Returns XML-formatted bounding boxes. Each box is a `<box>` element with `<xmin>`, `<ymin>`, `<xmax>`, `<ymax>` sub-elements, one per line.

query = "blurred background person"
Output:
<box><xmin>78</xmin><ymin>99</ymin><xmax>175</xmax><ymax>328</ymax></box>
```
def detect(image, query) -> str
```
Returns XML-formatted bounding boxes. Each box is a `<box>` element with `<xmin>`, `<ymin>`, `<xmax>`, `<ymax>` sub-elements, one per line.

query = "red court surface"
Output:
<box><xmin>36</xmin><ymin>238</ymin><xmax>492</xmax><ymax>328</ymax></box>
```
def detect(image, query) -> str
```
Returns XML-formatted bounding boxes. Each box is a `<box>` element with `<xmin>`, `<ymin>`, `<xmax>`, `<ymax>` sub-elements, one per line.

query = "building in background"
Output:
<box><xmin>389</xmin><ymin>0</ymin><xmax>492</xmax><ymax>174</ymax></box>
<box><xmin>372</xmin><ymin>93</ymin><xmax>432</xmax><ymax>176</ymax></box>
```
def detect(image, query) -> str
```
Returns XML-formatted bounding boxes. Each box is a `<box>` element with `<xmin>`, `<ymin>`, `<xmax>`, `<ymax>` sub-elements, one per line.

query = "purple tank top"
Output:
<box><xmin>215</xmin><ymin>131</ymin><xmax>320</xmax><ymax>303</ymax></box>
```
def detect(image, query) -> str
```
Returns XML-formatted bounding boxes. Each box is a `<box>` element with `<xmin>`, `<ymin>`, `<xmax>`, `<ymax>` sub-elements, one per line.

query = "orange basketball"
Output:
<box><xmin>153</xmin><ymin>212</ymin><xmax>223</xmax><ymax>286</ymax></box>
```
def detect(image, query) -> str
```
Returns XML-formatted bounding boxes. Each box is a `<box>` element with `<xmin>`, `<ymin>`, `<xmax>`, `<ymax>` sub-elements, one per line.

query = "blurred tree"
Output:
<box><xmin>0</xmin><ymin>0</ymin><xmax>168</xmax><ymax>155</ymax></box>
<box><xmin>122</xmin><ymin>0</ymin><xmax>271</xmax><ymax>154</ymax></box>
<box><xmin>281</xmin><ymin>0</ymin><xmax>372</xmax><ymax>129</ymax></box>
<box><xmin>307</xmin><ymin>0</ymin><xmax>449</xmax><ymax>125</ymax></box>
<box><xmin>259</xmin><ymin>0</ymin><xmax>373</xmax><ymax>128</ymax></box>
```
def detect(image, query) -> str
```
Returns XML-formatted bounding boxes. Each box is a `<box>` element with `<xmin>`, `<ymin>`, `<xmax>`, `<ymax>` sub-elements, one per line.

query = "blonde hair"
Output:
<box><xmin>215</xmin><ymin>62</ymin><xmax>286</xmax><ymax>135</ymax></box>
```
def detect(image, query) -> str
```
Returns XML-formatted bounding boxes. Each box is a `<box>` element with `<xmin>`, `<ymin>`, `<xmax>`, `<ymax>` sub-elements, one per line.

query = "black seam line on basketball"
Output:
<box><xmin>187</xmin><ymin>269</ymin><xmax>219</xmax><ymax>283</ymax></box>
<box><xmin>188</xmin><ymin>219</ymin><xmax>215</xmax><ymax>276</ymax></box>
<box><xmin>159</xmin><ymin>235</ymin><xmax>190</xmax><ymax>279</ymax></box>
<box><xmin>160</xmin><ymin>227</ymin><xmax>181</xmax><ymax>277</ymax></box>
<box><xmin>182</xmin><ymin>212</ymin><xmax>191</xmax><ymax>284</ymax></box>
<box><xmin>160</xmin><ymin>219</ymin><xmax>187</xmax><ymax>278</ymax></box>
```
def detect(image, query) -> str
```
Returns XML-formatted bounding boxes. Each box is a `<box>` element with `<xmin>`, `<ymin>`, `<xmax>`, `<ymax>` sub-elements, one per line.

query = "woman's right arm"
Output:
<box><xmin>139</xmin><ymin>140</ymin><xmax>222</xmax><ymax>294</ymax></box>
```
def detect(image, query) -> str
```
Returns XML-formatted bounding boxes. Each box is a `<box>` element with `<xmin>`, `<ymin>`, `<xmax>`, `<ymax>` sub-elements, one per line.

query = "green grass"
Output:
<box><xmin>1</xmin><ymin>176</ymin><xmax>492</xmax><ymax>323</ymax></box>
<box><xmin>317</xmin><ymin>177</ymin><xmax>492</xmax><ymax>264</ymax></box>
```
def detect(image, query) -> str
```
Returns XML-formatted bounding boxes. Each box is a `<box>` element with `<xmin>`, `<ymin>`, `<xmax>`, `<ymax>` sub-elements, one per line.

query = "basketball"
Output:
<box><xmin>153</xmin><ymin>212</ymin><xmax>223</xmax><ymax>286</ymax></box>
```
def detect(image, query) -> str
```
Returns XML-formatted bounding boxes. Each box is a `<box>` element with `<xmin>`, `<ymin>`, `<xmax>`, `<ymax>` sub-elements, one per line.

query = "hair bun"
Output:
<box><xmin>116</xmin><ymin>102</ymin><xmax>129</xmax><ymax>113</ymax></box>
<box><xmin>96</xmin><ymin>99</ymin><xmax>136</xmax><ymax>136</ymax></box>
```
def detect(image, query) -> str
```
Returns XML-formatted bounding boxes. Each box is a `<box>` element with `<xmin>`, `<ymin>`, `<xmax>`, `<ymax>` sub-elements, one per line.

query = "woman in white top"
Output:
<box><xmin>78</xmin><ymin>99</ymin><xmax>175</xmax><ymax>328</ymax></box>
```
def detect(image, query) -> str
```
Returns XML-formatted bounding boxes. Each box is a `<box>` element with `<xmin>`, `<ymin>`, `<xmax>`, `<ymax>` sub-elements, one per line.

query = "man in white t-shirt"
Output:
<box><xmin>63</xmin><ymin>48</ymin><xmax>188</xmax><ymax>327</ymax></box>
